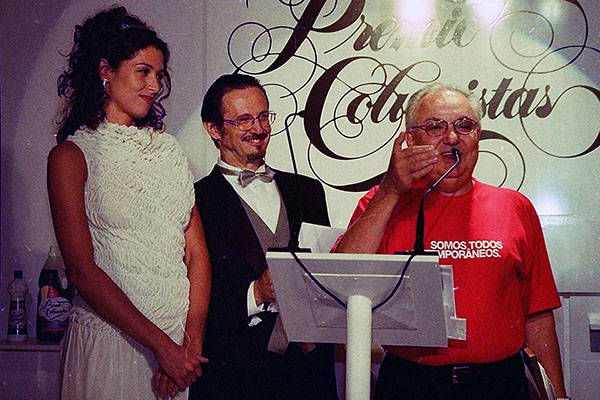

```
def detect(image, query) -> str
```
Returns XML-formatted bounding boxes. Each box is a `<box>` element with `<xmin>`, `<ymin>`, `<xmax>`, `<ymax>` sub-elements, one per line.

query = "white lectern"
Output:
<box><xmin>266</xmin><ymin>251</ymin><xmax>463</xmax><ymax>400</ymax></box>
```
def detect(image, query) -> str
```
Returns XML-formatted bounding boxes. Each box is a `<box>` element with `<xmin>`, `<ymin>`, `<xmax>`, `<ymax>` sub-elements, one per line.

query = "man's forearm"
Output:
<box><xmin>526</xmin><ymin>310</ymin><xmax>567</xmax><ymax>398</ymax></box>
<box><xmin>335</xmin><ymin>186</ymin><xmax>400</xmax><ymax>254</ymax></box>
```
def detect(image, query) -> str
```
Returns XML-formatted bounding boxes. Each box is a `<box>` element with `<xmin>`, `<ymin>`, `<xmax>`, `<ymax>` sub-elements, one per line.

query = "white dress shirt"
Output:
<box><xmin>216</xmin><ymin>159</ymin><xmax>281</xmax><ymax>322</ymax></box>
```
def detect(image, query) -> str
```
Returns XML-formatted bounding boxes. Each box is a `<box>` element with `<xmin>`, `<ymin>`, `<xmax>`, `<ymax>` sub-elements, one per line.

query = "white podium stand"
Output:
<box><xmin>266</xmin><ymin>251</ymin><xmax>463</xmax><ymax>400</ymax></box>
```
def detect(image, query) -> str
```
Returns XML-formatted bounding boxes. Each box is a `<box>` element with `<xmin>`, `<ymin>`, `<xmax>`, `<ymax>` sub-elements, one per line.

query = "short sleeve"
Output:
<box><xmin>519</xmin><ymin>194</ymin><xmax>561</xmax><ymax>315</ymax></box>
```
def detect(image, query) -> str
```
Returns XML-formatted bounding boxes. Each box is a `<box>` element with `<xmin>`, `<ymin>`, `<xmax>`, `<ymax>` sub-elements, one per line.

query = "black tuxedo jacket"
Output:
<box><xmin>194</xmin><ymin>166</ymin><xmax>330</xmax><ymax>360</ymax></box>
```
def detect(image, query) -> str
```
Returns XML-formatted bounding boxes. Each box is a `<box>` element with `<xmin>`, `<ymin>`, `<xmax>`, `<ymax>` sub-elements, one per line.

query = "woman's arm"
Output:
<box><xmin>47</xmin><ymin>142</ymin><xmax>201</xmax><ymax>390</ymax></box>
<box><xmin>182</xmin><ymin>206</ymin><xmax>211</xmax><ymax>357</ymax></box>
<box><xmin>155</xmin><ymin>206</ymin><xmax>212</xmax><ymax>398</ymax></box>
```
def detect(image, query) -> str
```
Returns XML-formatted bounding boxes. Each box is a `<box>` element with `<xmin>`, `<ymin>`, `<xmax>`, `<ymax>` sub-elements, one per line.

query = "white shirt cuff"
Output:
<box><xmin>247</xmin><ymin>281</ymin><xmax>263</xmax><ymax>317</ymax></box>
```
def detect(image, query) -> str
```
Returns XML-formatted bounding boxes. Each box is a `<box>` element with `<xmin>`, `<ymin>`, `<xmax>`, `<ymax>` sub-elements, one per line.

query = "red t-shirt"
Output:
<box><xmin>344</xmin><ymin>179</ymin><xmax>561</xmax><ymax>365</ymax></box>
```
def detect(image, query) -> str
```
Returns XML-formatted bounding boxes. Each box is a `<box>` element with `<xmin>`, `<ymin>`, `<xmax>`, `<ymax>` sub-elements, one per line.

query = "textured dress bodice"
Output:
<box><xmin>67</xmin><ymin>122</ymin><xmax>193</xmax><ymax>328</ymax></box>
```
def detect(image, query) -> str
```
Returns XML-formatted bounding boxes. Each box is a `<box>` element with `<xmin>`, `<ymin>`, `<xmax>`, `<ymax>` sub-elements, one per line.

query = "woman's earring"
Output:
<box><xmin>100</xmin><ymin>78</ymin><xmax>110</xmax><ymax>104</ymax></box>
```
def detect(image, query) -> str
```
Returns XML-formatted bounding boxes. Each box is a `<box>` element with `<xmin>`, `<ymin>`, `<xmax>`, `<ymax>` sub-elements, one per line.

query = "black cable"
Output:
<box><xmin>372</xmin><ymin>253</ymin><xmax>415</xmax><ymax>311</ymax></box>
<box><xmin>284</xmin><ymin>111</ymin><xmax>305</xmax><ymax>251</ymax></box>
<box><xmin>288</xmin><ymin>251</ymin><xmax>415</xmax><ymax>312</ymax></box>
<box><xmin>290</xmin><ymin>251</ymin><xmax>347</xmax><ymax>309</ymax></box>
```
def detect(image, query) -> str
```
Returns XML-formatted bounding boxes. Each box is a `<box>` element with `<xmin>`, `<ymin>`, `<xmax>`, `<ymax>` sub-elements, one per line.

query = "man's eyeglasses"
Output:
<box><xmin>222</xmin><ymin>112</ymin><xmax>276</xmax><ymax>130</ymax></box>
<box><xmin>409</xmin><ymin>117</ymin><xmax>479</xmax><ymax>137</ymax></box>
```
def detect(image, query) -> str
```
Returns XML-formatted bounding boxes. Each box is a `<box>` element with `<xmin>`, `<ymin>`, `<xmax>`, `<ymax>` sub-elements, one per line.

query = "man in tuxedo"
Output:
<box><xmin>334</xmin><ymin>82</ymin><xmax>567</xmax><ymax>400</ymax></box>
<box><xmin>189</xmin><ymin>74</ymin><xmax>338</xmax><ymax>400</ymax></box>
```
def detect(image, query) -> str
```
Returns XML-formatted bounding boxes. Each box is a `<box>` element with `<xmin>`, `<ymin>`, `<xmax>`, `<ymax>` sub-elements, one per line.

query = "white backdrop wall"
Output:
<box><xmin>1</xmin><ymin>0</ymin><xmax>599</xmax><ymax>393</ymax></box>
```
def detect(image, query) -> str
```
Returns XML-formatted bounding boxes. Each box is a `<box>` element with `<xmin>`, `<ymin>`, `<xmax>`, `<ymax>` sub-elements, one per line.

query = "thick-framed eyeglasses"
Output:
<box><xmin>409</xmin><ymin>117</ymin><xmax>479</xmax><ymax>137</ymax></box>
<box><xmin>222</xmin><ymin>111</ymin><xmax>276</xmax><ymax>130</ymax></box>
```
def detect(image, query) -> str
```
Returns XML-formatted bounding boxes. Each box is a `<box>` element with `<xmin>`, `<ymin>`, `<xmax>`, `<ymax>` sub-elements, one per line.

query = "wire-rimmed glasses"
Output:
<box><xmin>409</xmin><ymin>117</ymin><xmax>479</xmax><ymax>137</ymax></box>
<box><xmin>222</xmin><ymin>111</ymin><xmax>276</xmax><ymax>130</ymax></box>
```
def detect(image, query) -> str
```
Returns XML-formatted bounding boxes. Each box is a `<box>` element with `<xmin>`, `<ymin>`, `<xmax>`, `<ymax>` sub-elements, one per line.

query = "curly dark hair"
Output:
<box><xmin>56</xmin><ymin>6</ymin><xmax>171</xmax><ymax>143</ymax></box>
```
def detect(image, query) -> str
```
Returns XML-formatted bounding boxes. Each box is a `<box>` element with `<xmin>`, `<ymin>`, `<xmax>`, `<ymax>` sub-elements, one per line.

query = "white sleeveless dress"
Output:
<box><xmin>60</xmin><ymin>122</ymin><xmax>194</xmax><ymax>399</ymax></box>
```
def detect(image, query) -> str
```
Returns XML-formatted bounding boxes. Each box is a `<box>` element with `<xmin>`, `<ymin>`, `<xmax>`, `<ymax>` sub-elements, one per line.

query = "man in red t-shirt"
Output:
<box><xmin>335</xmin><ymin>83</ymin><xmax>567</xmax><ymax>400</ymax></box>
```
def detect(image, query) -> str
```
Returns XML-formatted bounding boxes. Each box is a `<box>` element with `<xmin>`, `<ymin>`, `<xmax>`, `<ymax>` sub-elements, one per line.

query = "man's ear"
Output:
<box><xmin>98</xmin><ymin>59</ymin><xmax>113</xmax><ymax>81</ymax></box>
<box><xmin>204</xmin><ymin>121</ymin><xmax>222</xmax><ymax>142</ymax></box>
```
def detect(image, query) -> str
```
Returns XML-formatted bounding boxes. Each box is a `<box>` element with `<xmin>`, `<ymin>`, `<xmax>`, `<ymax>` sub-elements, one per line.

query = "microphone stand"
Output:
<box><xmin>383</xmin><ymin>149</ymin><xmax>461</xmax><ymax>310</ymax></box>
<box><xmin>268</xmin><ymin>110</ymin><xmax>310</xmax><ymax>253</ymax></box>
<box><xmin>268</xmin><ymin>111</ymin><xmax>347</xmax><ymax>307</ymax></box>
<box><xmin>412</xmin><ymin>148</ymin><xmax>461</xmax><ymax>254</ymax></box>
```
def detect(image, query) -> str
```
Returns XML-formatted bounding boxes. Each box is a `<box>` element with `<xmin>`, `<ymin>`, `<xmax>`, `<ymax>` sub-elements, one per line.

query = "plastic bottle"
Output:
<box><xmin>7</xmin><ymin>270</ymin><xmax>29</xmax><ymax>341</ymax></box>
<box><xmin>37</xmin><ymin>246</ymin><xmax>73</xmax><ymax>343</ymax></box>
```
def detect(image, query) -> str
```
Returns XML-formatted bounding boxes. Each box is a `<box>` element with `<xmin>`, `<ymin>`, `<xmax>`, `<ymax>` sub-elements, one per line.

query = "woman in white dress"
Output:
<box><xmin>47</xmin><ymin>6</ymin><xmax>211</xmax><ymax>399</ymax></box>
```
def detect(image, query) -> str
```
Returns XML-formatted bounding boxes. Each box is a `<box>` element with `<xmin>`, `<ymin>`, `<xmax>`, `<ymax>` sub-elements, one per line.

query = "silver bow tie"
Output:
<box><xmin>220</xmin><ymin>166</ymin><xmax>275</xmax><ymax>187</ymax></box>
<box><xmin>238</xmin><ymin>168</ymin><xmax>275</xmax><ymax>187</ymax></box>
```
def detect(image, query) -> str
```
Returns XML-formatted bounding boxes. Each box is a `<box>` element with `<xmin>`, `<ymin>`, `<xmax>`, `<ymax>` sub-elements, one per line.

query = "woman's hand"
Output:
<box><xmin>152</xmin><ymin>338</ymin><xmax>208</xmax><ymax>398</ymax></box>
<box><xmin>153</xmin><ymin>340</ymin><xmax>208</xmax><ymax>392</ymax></box>
<box><xmin>152</xmin><ymin>368</ymin><xmax>178</xmax><ymax>400</ymax></box>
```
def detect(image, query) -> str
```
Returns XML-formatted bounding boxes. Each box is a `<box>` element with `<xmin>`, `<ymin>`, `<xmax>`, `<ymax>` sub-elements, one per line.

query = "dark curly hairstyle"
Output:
<box><xmin>56</xmin><ymin>6</ymin><xmax>171</xmax><ymax>143</ymax></box>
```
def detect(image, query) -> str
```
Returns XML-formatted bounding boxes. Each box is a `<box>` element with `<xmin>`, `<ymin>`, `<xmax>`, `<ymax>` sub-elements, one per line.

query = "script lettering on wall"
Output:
<box><xmin>226</xmin><ymin>0</ymin><xmax>598</xmax><ymax>192</ymax></box>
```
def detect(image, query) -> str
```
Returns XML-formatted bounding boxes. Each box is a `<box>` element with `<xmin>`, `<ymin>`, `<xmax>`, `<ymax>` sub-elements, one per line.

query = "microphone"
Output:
<box><xmin>268</xmin><ymin>110</ymin><xmax>310</xmax><ymax>253</ymax></box>
<box><xmin>412</xmin><ymin>147</ymin><xmax>461</xmax><ymax>254</ymax></box>
<box><xmin>283</xmin><ymin>111</ymin><xmax>305</xmax><ymax>180</ymax></box>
